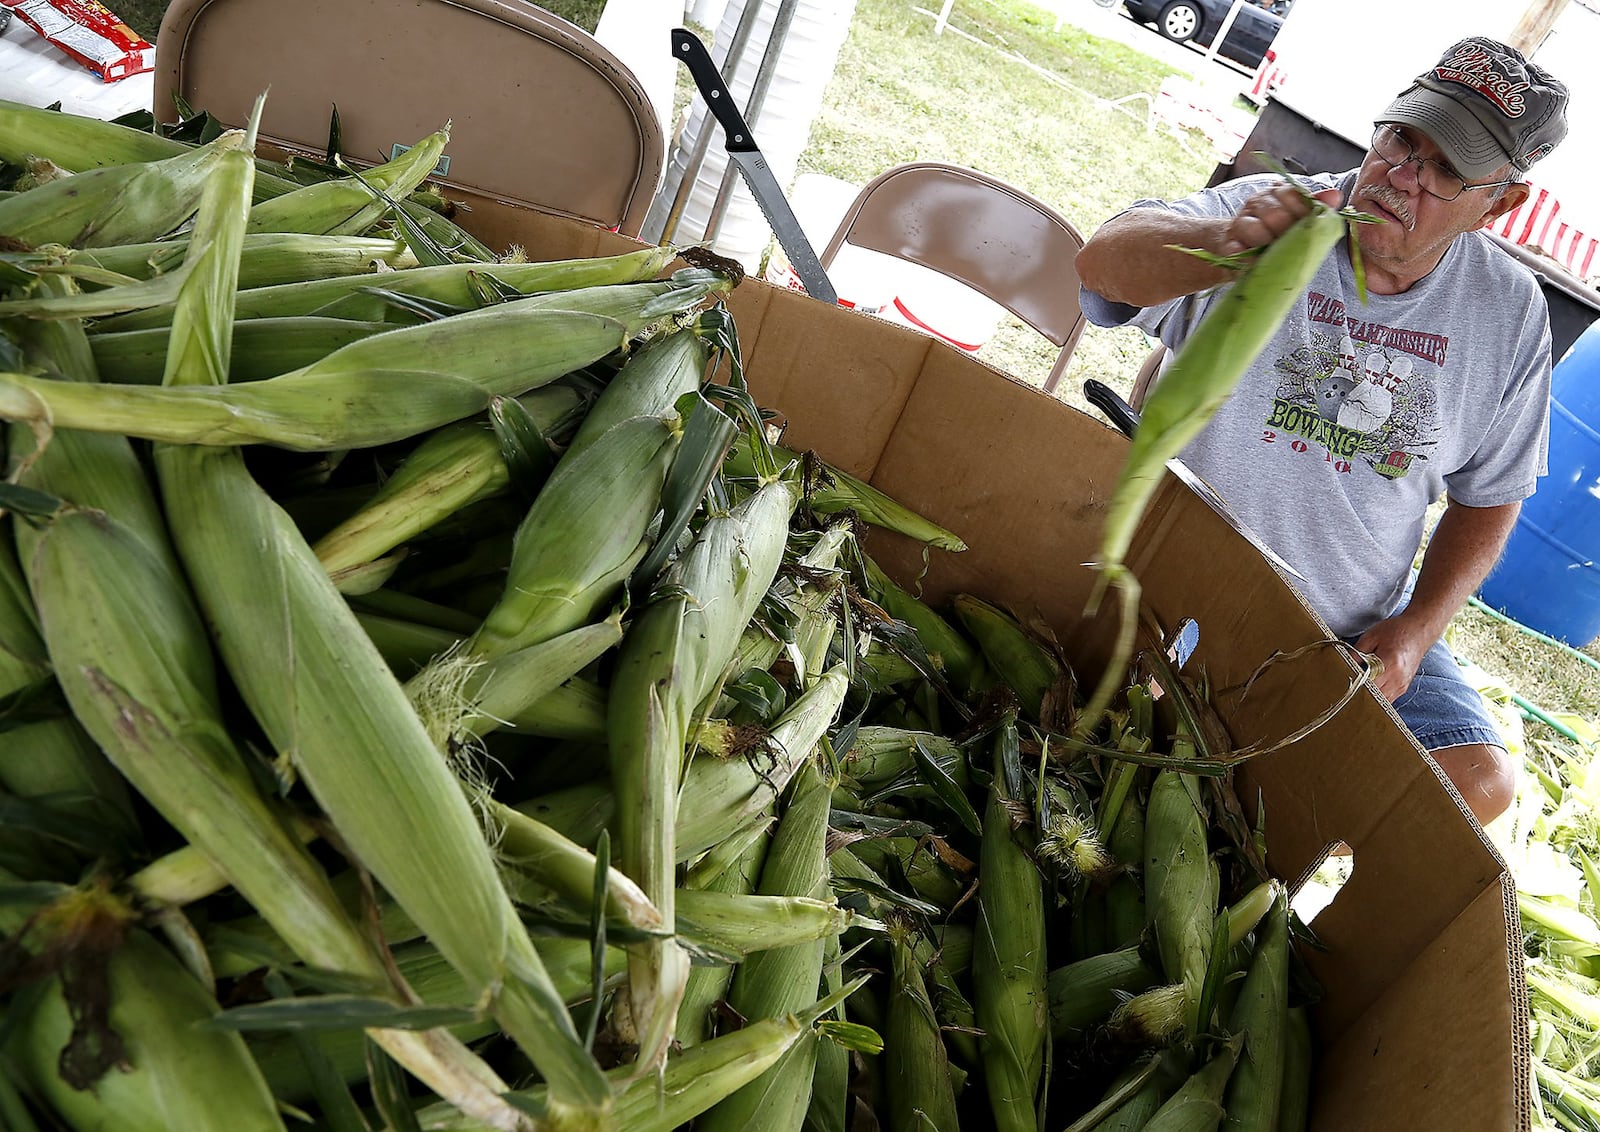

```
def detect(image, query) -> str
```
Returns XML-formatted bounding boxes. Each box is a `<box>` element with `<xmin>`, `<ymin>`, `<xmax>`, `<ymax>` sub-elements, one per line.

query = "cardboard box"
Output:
<box><xmin>140</xmin><ymin>0</ymin><xmax>1529</xmax><ymax>1113</ymax></box>
<box><xmin>471</xmin><ymin>202</ymin><xmax>1528</xmax><ymax>1132</ymax></box>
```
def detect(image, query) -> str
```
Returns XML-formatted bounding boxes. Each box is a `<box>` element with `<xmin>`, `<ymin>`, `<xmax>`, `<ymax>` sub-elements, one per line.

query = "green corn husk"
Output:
<box><xmin>495</xmin><ymin>804</ymin><xmax>661</xmax><ymax>934</ymax></box>
<box><xmin>607</xmin><ymin>478</ymin><xmax>798</xmax><ymax>1073</ymax></box>
<box><xmin>696</xmin><ymin>760</ymin><xmax>833</xmax><ymax>1132</ymax></box>
<box><xmin>677</xmin><ymin>831</ymin><xmax>770</xmax><ymax>1047</ymax></box>
<box><xmin>861</xmin><ymin>557</ymin><xmax>986</xmax><ymax>693</ymax></box>
<box><xmin>727</xmin><ymin>524</ymin><xmax>851</xmax><ymax>683</ymax></box>
<box><xmin>837</xmin><ymin>726</ymin><xmax>970</xmax><ymax>794</ymax></box>
<box><xmin>724</xmin><ymin>435</ymin><xmax>967</xmax><ymax>551</ymax></box>
<box><xmin>419</xmin><ymin>982</ymin><xmax>868</xmax><ymax>1132</ymax></box>
<box><xmin>1276</xmin><ymin>1006</ymin><xmax>1313</xmax><ymax>1132</ymax></box>
<box><xmin>0</xmin><ymin>875</ymin><xmax>286</xmax><ymax>1132</ymax></box>
<box><xmin>69</xmin><ymin>232</ymin><xmax>416</xmax><ymax>289</ymax></box>
<box><xmin>141</xmin><ymin>104</ymin><xmax>608</xmax><ymax>1124</ymax></box>
<box><xmin>1142</xmin><ymin>1035</ymin><xmax>1243</xmax><ymax>1132</ymax></box>
<box><xmin>93</xmin><ymin>244</ymin><xmax>677</xmax><ymax>331</ymax></box>
<box><xmin>886</xmin><ymin>932</ymin><xmax>961</xmax><ymax>1132</ymax></box>
<box><xmin>89</xmin><ymin>316</ymin><xmax>391</xmax><ymax>385</ymax></box>
<box><xmin>973</xmin><ymin>710</ymin><xmax>1048</xmax><ymax>1132</ymax></box>
<box><xmin>0</xmin><ymin>305</ymin><xmax>623</xmax><ymax>450</ymax></box>
<box><xmin>1221</xmin><ymin>894</ymin><xmax>1290</xmax><ymax>1132</ymax></box>
<box><xmin>464</xmin><ymin>410</ymin><xmax>683</xmax><ymax>658</ymax></box>
<box><xmin>564</xmin><ymin>324</ymin><xmax>709</xmax><ymax>458</ymax></box>
<box><xmin>312</xmin><ymin>385</ymin><xmax>584</xmax><ymax>583</ymax></box>
<box><xmin>251</xmin><ymin>937</ymin><xmax>627</xmax><ymax>1105</ymax></box>
<box><xmin>1145</xmin><ymin>768</ymin><xmax>1217</xmax><ymax>1039</ymax></box>
<box><xmin>0</xmin><ymin>277</ymin><xmax>727</xmax><ymax>451</ymax></box>
<box><xmin>156</xmin><ymin>385</ymin><xmax>612</xmax><ymax>1121</ymax></box>
<box><xmin>677</xmin><ymin>889</ymin><xmax>862</xmax><ymax>960</ymax></box>
<box><xmin>244</xmin><ymin>125</ymin><xmax>449</xmax><ymax>237</ymax></box>
<box><xmin>805</xmin><ymin>929</ymin><xmax>849</xmax><ymax>1132</ymax></box>
<box><xmin>905</xmin><ymin>927</ymin><xmax>982</xmax><ymax>1070</ymax></box>
<box><xmin>10</xmin><ymin>114</ymin><xmax>533</xmax><ymax>1132</ymax></box>
<box><xmin>675</xmin><ymin>665</ymin><xmax>849</xmax><ymax>862</ymax></box>
<box><xmin>1047</xmin><ymin>945</ymin><xmax>1162</xmax><ymax>1041</ymax></box>
<box><xmin>951</xmin><ymin>594</ymin><xmax>1064</xmax><ymax>722</ymax></box>
<box><xmin>0</xmin><ymin>126</ymin><xmax>248</xmax><ymax>249</ymax></box>
<box><xmin>0</xmin><ymin>98</ymin><xmax>216</xmax><ymax>171</ymax></box>
<box><xmin>1082</xmin><ymin>1050</ymin><xmax>1188</xmax><ymax>1132</ymax></box>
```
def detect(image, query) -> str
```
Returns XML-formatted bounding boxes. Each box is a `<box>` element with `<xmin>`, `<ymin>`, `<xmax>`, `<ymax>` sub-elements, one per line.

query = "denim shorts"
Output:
<box><xmin>1389</xmin><ymin>637</ymin><xmax>1506</xmax><ymax>752</ymax></box>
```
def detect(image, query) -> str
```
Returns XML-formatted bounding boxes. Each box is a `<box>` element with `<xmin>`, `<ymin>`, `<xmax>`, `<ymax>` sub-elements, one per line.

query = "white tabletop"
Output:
<box><xmin>0</xmin><ymin>13</ymin><xmax>154</xmax><ymax>120</ymax></box>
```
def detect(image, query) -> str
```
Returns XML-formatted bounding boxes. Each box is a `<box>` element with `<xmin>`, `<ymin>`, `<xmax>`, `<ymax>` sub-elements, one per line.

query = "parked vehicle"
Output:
<box><xmin>1122</xmin><ymin>0</ymin><xmax>1288</xmax><ymax>68</ymax></box>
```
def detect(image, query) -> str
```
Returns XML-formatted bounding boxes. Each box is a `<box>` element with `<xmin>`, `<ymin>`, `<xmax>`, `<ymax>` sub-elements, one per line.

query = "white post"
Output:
<box><xmin>935</xmin><ymin>0</ymin><xmax>954</xmax><ymax>35</ymax></box>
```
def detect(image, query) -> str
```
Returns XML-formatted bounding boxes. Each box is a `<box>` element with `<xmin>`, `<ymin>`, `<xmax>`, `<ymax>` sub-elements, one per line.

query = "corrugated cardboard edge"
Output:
<box><xmin>457</xmin><ymin>209</ymin><xmax>1531</xmax><ymax>1130</ymax></box>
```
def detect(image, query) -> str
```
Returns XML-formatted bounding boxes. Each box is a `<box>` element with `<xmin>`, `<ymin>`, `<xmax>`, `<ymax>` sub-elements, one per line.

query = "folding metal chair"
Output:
<box><xmin>819</xmin><ymin>161</ymin><xmax>1088</xmax><ymax>392</ymax></box>
<box><xmin>152</xmin><ymin>0</ymin><xmax>662</xmax><ymax>244</ymax></box>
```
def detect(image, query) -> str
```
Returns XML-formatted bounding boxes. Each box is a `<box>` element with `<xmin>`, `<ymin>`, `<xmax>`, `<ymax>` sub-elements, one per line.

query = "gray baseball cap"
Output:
<box><xmin>1378</xmin><ymin>37</ymin><xmax>1569</xmax><ymax>182</ymax></box>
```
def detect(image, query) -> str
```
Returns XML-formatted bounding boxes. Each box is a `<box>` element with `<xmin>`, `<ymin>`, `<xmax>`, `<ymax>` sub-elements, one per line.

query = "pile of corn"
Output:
<box><xmin>0</xmin><ymin>97</ymin><xmax>1313</xmax><ymax>1132</ymax></box>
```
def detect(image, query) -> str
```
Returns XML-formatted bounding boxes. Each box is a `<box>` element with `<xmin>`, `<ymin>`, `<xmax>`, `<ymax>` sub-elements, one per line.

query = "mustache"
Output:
<box><xmin>1357</xmin><ymin>185</ymin><xmax>1415</xmax><ymax>231</ymax></box>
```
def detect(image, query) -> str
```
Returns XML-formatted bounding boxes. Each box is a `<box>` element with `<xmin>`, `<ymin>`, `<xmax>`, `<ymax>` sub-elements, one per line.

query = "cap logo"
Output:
<box><xmin>1434</xmin><ymin>45</ymin><xmax>1529</xmax><ymax>116</ymax></box>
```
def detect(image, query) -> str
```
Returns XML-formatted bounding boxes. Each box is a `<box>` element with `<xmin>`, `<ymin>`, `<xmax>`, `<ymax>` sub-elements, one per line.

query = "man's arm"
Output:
<box><xmin>1353</xmin><ymin>499</ymin><xmax>1521</xmax><ymax>701</ymax></box>
<box><xmin>1077</xmin><ymin>183</ymin><xmax>1341</xmax><ymax>310</ymax></box>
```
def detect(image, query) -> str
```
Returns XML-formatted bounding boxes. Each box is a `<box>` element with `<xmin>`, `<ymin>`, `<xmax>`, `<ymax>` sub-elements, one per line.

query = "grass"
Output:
<box><xmin>102</xmin><ymin>0</ymin><xmax>1599</xmax><ymax>746</ymax></box>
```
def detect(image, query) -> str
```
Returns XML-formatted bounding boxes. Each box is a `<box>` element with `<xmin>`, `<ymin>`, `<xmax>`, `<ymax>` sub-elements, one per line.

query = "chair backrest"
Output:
<box><xmin>819</xmin><ymin>161</ymin><xmax>1088</xmax><ymax>391</ymax></box>
<box><xmin>152</xmin><ymin>0</ymin><xmax>662</xmax><ymax>242</ymax></box>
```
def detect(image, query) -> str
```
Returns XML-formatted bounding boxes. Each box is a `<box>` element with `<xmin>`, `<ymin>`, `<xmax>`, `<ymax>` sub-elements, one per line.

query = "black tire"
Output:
<box><xmin>1156</xmin><ymin>0</ymin><xmax>1201</xmax><ymax>42</ymax></box>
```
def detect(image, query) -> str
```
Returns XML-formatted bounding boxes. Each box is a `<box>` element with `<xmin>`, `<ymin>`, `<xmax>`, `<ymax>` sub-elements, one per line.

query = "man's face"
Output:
<box><xmin>1348</xmin><ymin>124</ymin><xmax>1528</xmax><ymax>291</ymax></box>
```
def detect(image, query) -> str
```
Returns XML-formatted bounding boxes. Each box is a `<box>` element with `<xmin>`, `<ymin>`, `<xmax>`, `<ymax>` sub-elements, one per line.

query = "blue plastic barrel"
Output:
<box><xmin>1478</xmin><ymin>320</ymin><xmax>1600</xmax><ymax>646</ymax></box>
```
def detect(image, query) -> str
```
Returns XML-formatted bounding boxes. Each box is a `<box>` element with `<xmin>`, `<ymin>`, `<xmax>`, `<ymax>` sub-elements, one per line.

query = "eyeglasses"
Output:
<box><xmin>1370</xmin><ymin>124</ymin><xmax>1522</xmax><ymax>201</ymax></box>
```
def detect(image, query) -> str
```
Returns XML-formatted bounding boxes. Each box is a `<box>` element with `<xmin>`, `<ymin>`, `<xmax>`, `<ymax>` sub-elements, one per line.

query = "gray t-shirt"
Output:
<box><xmin>1081</xmin><ymin>170</ymin><xmax>1552</xmax><ymax>639</ymax></box>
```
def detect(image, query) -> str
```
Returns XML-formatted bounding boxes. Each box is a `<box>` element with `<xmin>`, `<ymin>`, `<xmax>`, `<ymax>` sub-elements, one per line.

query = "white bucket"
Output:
<box><xmin>645</xmin><ymin>0</ymin><xmax>858</xmax><ymax>273</ymax></box>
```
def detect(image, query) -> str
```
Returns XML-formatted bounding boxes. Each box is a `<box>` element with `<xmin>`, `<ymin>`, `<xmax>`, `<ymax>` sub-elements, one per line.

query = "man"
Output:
<box><xmin>1076</xmin><ymin>38</ymin><xmax>1570</xmax><ymax>826</ymax></box>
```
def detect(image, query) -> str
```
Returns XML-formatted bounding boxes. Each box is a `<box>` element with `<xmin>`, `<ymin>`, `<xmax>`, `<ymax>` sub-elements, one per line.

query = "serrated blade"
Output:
<box><xmin>727</xmin><ymin>150</ymin><xmax>837</xmax><ymax>305</ymax></box>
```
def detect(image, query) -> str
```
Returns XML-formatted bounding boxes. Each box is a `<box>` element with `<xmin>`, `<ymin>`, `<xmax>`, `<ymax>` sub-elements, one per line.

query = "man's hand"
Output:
<box><xmin>1218</xmin><ymin>185</ymin><xmax>1345</xmax><ymax>258</ymax></box>
<box><xmin>1351</xmin><ymin>613</ymin><xmax>1433</xmax><ymax>702</ymax></box>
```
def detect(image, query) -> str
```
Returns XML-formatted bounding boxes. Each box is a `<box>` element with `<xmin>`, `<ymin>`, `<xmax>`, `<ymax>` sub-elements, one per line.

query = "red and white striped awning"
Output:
<box><xmin>1488</xmin><ymin>182</ymin><xmax>1600</xmax><ymax>284</ymax></box>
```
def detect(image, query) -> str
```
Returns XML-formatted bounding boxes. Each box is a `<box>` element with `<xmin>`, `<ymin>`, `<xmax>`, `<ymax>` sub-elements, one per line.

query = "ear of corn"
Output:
<box><xmin>695</xmin><ymin>760</ymin><xmax>833</xmax><ymax>1132</ymax></box>
<box><xmin>952</xmin><ymin>594</ymin><xmax>1064</xmax><ymax>722</ymax></box>
<box><xmin>245</xmin><ymin>126</ymin><xmax>449</xmax><ymax>237</ymax></box>
<box><xmin>465</xmin><ymin>411</ymin><xmax>683</xmax><ymax>658</ymax></box>
<box><xmin>972</xmin><ymin>709</ymin><xmax>1048</xmax><ymax>1132</ymax></box>
<box><xmin>70</xmin><ymin>232</ymin><xmax>416</xmax><ymax>288</ymax></box>
<box><xmin>94</xmin><ymin>244</ymin><xmax>677</xmax><ymax>331</ymax></box>
<box><xmin>1080</xmin><ymin>196</ymin><xmax>1351</xmax><ymax>733</ymax></box>
<box><xmin>0</xmin><ymin>876</ymin><xmax>287</xmax><ymax>1132</ymax></box>
<box><xmin>312</xmin><ymin>384</ymin><xmax>583</xmax><ymax>583</ymax></box>
<box><xmin>1047</xmin><ymin>945</ymin><xmax>1161</xmax><ymax>1040</ymax></box>
<box><xmin>1144</xmin><ymin>768</ymin><xmax>1217</xmax><ymax>1040</ymax></box>
<box><xmin>886</xmin><ymin>931</ymin><xmax>961</xmax><ymax>1132</ymax></box>
<box><xmin>676</xmin><ymin>829</ymin><xmax>768</xmax><ymax>1047</ymax></box>
<box><xmin>0</xmin><ymin>127</ymin><xmax>248</xmax><ymax>249</ymax></box>
<box><xmin>1141</xmin><ymin>1034</ymin><xmax>1244</xmax><ymax>1132</ymax></box>
<box><xmin>1221</xmin><ymin>892</ymin><xmax>1289</xmax><ymax>1131</ymax></box>
<box><xmin>0</xmin><ymin>306</ymin><xmax>629</xmax><ymax>450</ymax></box>
<box><xmin>863</xmin><ymin>557</ymin><xmax>986</xmax><ymax>694</ymax></box>
<box><xmin>90</xmin><ymin>316</ymin><xmax>392</xmax><ymax>385</ymax></box>
<box><xmin>608</xmin><ymin>478</ymin><xmax>799</xmax><ymax>1074</ymax></box>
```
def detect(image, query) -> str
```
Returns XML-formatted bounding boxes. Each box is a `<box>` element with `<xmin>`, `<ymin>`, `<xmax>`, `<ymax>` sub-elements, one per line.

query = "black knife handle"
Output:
<box><xmin>672</xmin><ymin>28</ymin><xmax>758</xmax><ymax>153</ymax></box>
<box><xmin>1083</xmin><ymin>379</ymin><xmax>1141</xmax><ymax>439</ymax></box>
